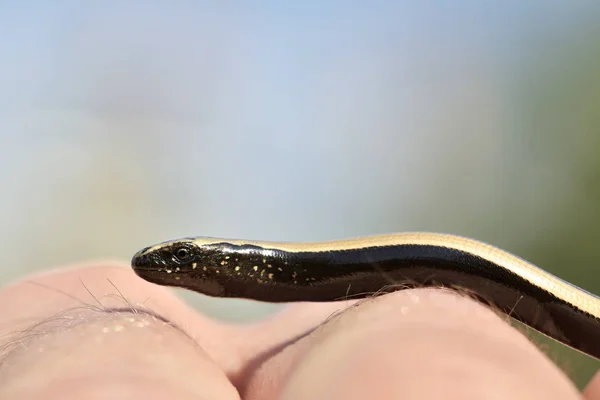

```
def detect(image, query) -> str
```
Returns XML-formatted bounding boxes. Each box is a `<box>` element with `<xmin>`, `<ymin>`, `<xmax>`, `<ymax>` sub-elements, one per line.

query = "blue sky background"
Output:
<box><xmin>1</xmin><ymin>2</ymin><xmax>599</xmax><ymax>323</ymax></box>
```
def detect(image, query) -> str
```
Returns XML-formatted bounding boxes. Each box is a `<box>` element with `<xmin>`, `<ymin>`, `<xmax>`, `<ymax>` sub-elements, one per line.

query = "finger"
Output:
<box><xmin>228</xmin><ymin>300</ymin><xmax>360</xmax><ymax>388</ymax></box>
<box><xmin>0</xmin><ymin>262</ymin><xmax>239</xmax><ymax>399</ymax></box>
<box><xmin>584</xmin><ymin>370</ymin><xmax>600</xmax><ymax>399</ymax></box>
<box><xmin>244</xmin><ymin>289</ymin><xmax>582</xmax><ymax>400</ymax></box>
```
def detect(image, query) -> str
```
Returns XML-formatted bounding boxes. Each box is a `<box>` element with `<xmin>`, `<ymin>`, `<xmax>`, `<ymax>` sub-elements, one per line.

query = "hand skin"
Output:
<box><xmin>0</xmin><ymin>262</ymin><xmax>598</xmax><ymax>399</ymax></box>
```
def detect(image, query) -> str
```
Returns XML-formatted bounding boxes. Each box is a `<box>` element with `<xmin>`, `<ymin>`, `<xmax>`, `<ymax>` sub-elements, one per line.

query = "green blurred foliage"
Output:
<box><xmin>513</xmin><ymin>29</ymin><xmax>600</xmax><ymax>389</ymax></box>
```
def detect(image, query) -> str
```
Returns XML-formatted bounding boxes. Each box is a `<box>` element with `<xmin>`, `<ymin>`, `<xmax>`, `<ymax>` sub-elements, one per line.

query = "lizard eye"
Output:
<box><xmin>174</xmin><ymin>247</ymin><xmax>191</xmax><ymax>261</ymax></box>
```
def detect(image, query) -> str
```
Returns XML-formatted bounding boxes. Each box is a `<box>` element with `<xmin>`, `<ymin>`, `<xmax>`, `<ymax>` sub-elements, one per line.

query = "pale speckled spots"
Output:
<box><xmin>192</xmin><ymin>262</ymin><xmax>198</xmax><ymax>269</ymax></box>
<box><xmin>267</xmin><ymin>264</ymin><xmax>272</xmax><ymax>268</ymax></box>
<box><xmin>409</xmin><ymin>293</ymin><xmax>421</xmax><ymax>304</ymax></box>
<box><xmin>175</xmin><ymin>267</ymin><xmax>180</xmax><ymax>272</ymax></box>
<box><xmin>225</xmin><ymin>256</ymin><xmax>230</xmax><ymax>260</ymax></box>
<box><xmin>293</xmin><ymin>280</ymin><xmax>298</xmax><ymax>284</ymax></box>
<box><xmin>203</xmin><ymin>266</ymin><xmax>207</xmax><ymax>271</ymax></box>
<box><xmin>166</xmin><ymin>270</ymin><xmax>172</xmax><ymax>274</ymax></box>
<box><xmin>234</xmin><ymin>266</ymin><xmax>241</xmax><ymax>271</ymax></box>
<box><xmin>215</xmin><ymin>269</ymin><xmax>220</xmax><ymax>274</ymax></box>
<box><xmin>268</xmin><ymin>273</ymin><xmax>274</xmax><ymax>279</ymax></box>
<box><xmin>220</xmin><ymin>260</ymin><xmax>227</xmax><ymax>265</ymax></box>
<box><xmin>292</xmin><ymin>271</ymin><xmax>297</xmax><ymax>278</ymax></box>
<box><xmin>135</xmin><ymin>320</ymin><xmax>149</xmax><ymax>328</ymax></box>
<box><xmin>175</xmin><ymin>276</ymin><xmax>180</xmax><ymax>280</ymax></box>
<box><xmin>253</xmin><ymin>266</ymin><xmax>258</xmax><ymax>271</ymax></box>
<box><xmin>262</xmin><ymin>258</ymin><xmax>267</xmax><ymax>263</ymax></box>
<box><xmin>260</xmin><ymin>269</ymin><xmax>265</xmax><ymax>277</ymax></box>
<box><xmin>277</xmin><ymin>267</ymin><xmax>283</xmax><ymax>272</ymax></box>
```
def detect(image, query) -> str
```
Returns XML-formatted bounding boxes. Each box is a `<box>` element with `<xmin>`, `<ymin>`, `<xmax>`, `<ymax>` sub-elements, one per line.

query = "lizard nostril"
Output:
<box><xmin>131</xmin><ymin>249</ymin><xmax>151</xmax><ymax>269</ymax></box>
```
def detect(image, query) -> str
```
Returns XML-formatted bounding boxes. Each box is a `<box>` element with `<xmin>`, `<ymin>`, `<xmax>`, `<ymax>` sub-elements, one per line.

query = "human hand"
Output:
<box><xmin>0</xmin><ymin>262</ymin><xmax>598</xmax><ymax>399</ymax></box>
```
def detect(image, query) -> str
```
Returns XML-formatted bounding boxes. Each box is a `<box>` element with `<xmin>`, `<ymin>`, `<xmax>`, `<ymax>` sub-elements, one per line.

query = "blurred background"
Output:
<box><xmin>1</xmin><ymin>1</ymin><xmax>599</xmax><ymax>388</ymax></box>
